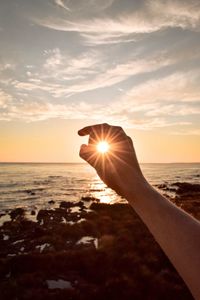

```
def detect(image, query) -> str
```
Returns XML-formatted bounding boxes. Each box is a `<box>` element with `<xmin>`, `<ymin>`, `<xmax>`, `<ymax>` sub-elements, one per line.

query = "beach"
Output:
<box><xmin>0</xmin><ymin>164</ymin><xmax>200</xmax><ymax>299</ymax></box>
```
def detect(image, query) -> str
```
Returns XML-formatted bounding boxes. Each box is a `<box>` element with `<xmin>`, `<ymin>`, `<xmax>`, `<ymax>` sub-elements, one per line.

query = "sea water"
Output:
<box><xmin>0</xmin><ymin>163</ymin><xmax>199</xmax><ymax>213</ymax></box>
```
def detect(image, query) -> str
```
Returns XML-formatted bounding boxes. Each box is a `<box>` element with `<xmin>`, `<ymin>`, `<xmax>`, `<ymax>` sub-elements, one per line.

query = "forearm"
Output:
<box><xmin>78</xmin><ymin>123</ymin><xmax>200</xmax><ymax>299</ymax></box>
<box><xmin>127</xmin><ymin>180</ymin><xmax>200</xmax><ymax>300</ymax></box>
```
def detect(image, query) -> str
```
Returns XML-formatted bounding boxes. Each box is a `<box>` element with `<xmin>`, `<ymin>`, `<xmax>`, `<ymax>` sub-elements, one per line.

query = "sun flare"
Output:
<box><xmin>97</xmin><ymin>141</ymin><xmax>110</xmax><ymax>153</ymax></box>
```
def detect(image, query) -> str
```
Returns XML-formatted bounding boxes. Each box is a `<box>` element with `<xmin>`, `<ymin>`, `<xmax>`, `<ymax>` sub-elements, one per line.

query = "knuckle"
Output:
<box><xmin>115</xmin><ymin>126</ymin><xmax>123</xmax><ymax>131</ymax></box>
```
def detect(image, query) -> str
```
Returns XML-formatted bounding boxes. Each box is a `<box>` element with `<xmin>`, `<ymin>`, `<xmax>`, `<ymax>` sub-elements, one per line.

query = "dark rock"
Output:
<box><xmin>37</xmin><ymin>209</ymin><xmax>49</xmax><ymax>220</ymax></box>
<box><xmin>76</xmin><ymin>201</ymin><xmax>85</xmax><ymax>208</ymax></box>
<box><xmin>60</xmin><ymin>201</ymin><xmax>75</xmax><ymax>209</ymax></box>
<box><xmin>31</xmin><ymin>210</ymin><xmax>36</xmax><ymax>216</ymax></box>
<box><xmin>81</xmin><ymin>196</ymin><xmax>100</xmax><ymax>202</ymax></box>
<box><xmin>26</xmin><ymin>190</ymin><xmax>36</xmax><ymax>196</ymax></box>
<box><xmin>156</xmin><ymin>183</ymin><xmax>168</xmax><ymax>190</ymax></box>
<box><xmin>48</xmin><ymin>200</ymin><xmax>55</xmax><ymax>205</ymax></box>
<box><xmin>0</xmin><ymin>199</ymin><xmax>196</xmax><ymax>300</ymax></box>
<box><xmin>9</xmin><ymin>208</ymin><xmax>25</xmax><ymax>221</ymax></box>
<box><xmin>172</xmin><ymin>182</ymin><xmax>200</xmax><ymax>194</ymax></box>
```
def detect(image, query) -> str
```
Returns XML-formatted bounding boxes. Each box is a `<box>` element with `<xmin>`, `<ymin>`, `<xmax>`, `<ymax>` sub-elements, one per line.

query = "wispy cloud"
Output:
<box><xmin>170</xmin><ymin>129</ymin><xmax>200</xmax><ymax>136</ymax></box>
<box><xmin>145</xmin><ymin>103</ymin><xmax>200</xmax><ymax>117</ymax></box>
<box><xmin>54</xmin><ymin>0</ymin><xmax>70</xmax><ymax>11</ymax></box>
<box><xmin>13</xmin><ymin>44</ymin><xmax>199</xmax><ymax>99</ymax></box>
<box><xmin>0</xmin><ymin>0</ymin><xmax>199</xmax><ymax>136</ymax></box>
<box><xmin>11</xmin><ymin>49</ymin><xmax>173</xmax><ymax>98</ymax></box>
<box><xmin>123</xmin><ymin>70</ymin><xmax>200</xmax><ymax>104</ymax></box>
<box><xmin>33</xmin><ymin>0</ymin><xmax>200</xmax><ymax>45</ymax></box>
<box><xmin>54</xmin><ymin>0</ymin><xmax>115</xmax><ymax>14</ymax></box>
<box><xmin>1</xmin><ymin>96</ymin><xmax>194</xmax><ymax>132</ymax></box>
<box><xmin>0</xmin><ymin>63</ymin><xmax>15</xmax><ymax>72</ymax></box>
<box><xmin>0</xmin><ymin>89</ymin><xmax>13</xmax><ymax>108</ymax></box>
<box><xmin>43</xmin><ymin>48</ymin><xmax>101</xmax><ymax>79</ymax></box>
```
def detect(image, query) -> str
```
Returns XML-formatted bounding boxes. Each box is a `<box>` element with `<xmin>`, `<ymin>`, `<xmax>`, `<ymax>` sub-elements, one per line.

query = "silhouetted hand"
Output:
<box><xmin>78</xmin><ymin>123</ymin><xmax>145</xmax><ymax>199</ymax></box>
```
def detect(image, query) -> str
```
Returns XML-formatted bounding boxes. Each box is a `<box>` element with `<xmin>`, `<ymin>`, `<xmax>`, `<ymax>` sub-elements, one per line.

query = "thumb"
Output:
<box><xmin>79</xmin><ymin>144</ymin><xmax>97</xmax><ymax>166</ymax></box>
<box><xmin>79</xmin><ymin>144</ymin><xmax>89</xmax><ymax>160</ymax></box>
<box><xmin>79</xmin><ymin>144</ymin><xmax>101</xmax><ymax>169</ymax></box>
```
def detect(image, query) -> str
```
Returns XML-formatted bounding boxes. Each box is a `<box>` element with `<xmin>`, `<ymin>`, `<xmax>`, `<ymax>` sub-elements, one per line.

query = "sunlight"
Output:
<box><xmin>97</xmin><ymin>141</ymin><xmax>110</xmax><ymax>153</ymax></box>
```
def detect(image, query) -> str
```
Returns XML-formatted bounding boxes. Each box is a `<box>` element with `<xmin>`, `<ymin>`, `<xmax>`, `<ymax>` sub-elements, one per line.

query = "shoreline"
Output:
<box><xmin>1</xmin><ymin>182</ymin><xmax>200</xmax><ymax>299</ymax></box>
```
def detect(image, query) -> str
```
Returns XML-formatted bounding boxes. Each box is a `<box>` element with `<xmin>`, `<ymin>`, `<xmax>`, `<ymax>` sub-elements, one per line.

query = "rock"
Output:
<box><xmin>48</xmin><ymin>200</ymin><xmax>55</xmax><ymax>205</ymax></box>
<box><xmin>98</xmin><ymin>234</ymin><xmax>115</xmax><ymax>249</ymax></box>
<box><xmin>9</xmin><ymin>208</ymin><xmax>25</xmax><ymax>221</ymax></box>
<box><xmin>31</xmin><ymin>210</ymin><xmax>36</xmax><ymax>215</ymax></box>
<box><xmin>76</xmin><ymin>201</ymin><xmax>85</xmax><ymax>208</ymax></box>
<box><xmin>37</xmin><ymin>208</ymin><xmax>67</xmax><ymax>226</ymax></box>
<box><xmin>156</xmin><ymin>184</ymin><xmax>168</xmax><ymax>190</ymax></box>
<box><xmin>81</xmin><ymin>196</ymin><xmax>100</xmax><ymax>202</ymax></box>
<box><xmin>26</xmin><ymin>190</ymin><xmax>36</xmax><ymax>196</ymax></box>
<box><xmin>172</xmin><ymin>182</ymin><xmax>200</xmax><ymax>194</ymax></box>
<box><xmin>37</xmin><ymin>209</ymin><xmax>49</xmax><ymax>221</ymax></box>
<box><xmin>60</xmin><ymin>201</ymin><xmax>75</xmax><ymax>209</ymax></box>
<box><xmin>0</xmin><ymin>200</ymin><xmax>196</xmax><ymax>300</ymax></box>
<box><xmin>46</xmin><ymin>279</ymin><xmax>73</xmax><ymax>290</ymax></box>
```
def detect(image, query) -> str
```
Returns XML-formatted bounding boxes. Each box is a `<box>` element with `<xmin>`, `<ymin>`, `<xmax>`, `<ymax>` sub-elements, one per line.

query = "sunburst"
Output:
<box><xmin>97</xmin><ymin>141</ymin><xmax>110</xmax><ymax>153</ymax></box>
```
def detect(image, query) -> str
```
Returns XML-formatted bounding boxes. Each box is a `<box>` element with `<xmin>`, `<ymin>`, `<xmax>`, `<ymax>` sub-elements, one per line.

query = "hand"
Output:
<box><xmin>78</xmin><ymin>123</ymin><xmax>146</xmax><ymax>200</ymax></box>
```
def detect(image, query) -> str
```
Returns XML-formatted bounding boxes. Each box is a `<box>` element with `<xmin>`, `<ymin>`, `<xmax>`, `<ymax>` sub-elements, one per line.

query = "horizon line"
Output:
<box><xmin>0</xmin><ymin>161</ymin><xmax>199</xmax><ymax>164</ymax></box>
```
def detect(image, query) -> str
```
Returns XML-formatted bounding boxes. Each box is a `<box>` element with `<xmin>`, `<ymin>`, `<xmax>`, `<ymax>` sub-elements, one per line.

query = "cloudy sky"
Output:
<box><xmin>0</xmin><ymin>0</ymin><xmax>200</xmax><ymax>162</ymax></box>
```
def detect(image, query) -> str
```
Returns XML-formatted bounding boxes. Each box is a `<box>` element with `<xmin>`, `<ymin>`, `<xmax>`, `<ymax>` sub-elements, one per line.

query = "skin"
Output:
<box><xmin>78</xmin><ymin>123</ymin><xmax>200</xmax><ymax>300</ymax></box>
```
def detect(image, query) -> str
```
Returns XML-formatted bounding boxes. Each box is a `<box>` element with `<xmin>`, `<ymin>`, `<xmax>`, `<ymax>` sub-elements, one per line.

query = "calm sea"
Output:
<box><xmin>0</xmin><ymin>163</ymin><xmax>199</xmax><ymax>215</ymax></box>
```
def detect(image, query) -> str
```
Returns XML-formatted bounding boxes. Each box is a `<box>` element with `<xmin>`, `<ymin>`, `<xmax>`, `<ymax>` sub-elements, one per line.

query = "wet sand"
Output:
<box><xmin>1</xmin><ymin>182</ymin><xmax>200</xmax><ymax>300</ymax></box>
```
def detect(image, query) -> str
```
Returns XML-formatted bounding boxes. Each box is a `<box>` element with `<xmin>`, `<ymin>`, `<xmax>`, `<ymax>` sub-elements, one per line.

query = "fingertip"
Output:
<box><xmin>78</xmin><ymin>129</ymin><xmax>84</xmax><ymax>136</ymax></box>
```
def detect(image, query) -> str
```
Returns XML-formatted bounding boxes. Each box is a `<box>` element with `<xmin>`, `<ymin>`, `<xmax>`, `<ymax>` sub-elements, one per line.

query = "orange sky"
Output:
<box><xmin>0</xmin><ymin>119</ymin><xmax>199</xmax><ymax>163</ymax></box>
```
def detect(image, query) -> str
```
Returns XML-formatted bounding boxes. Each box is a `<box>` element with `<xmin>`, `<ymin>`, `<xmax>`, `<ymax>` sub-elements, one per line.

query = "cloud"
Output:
<box><xmin>57</xmin><ymin>56</ymin><xmax>170</xmax><ymax>96</ymax></box>
<box><xmin>33</xmin><ymin>0</ymin><xmax>200</xmax><ymax>45</ymax></box>
<box><xmin>145</xmin><ymin>103</ymin><xmax>200</xmax><ymax>117</ymax></box>
<box><xmin>38</xmin><ymin>47</ymin><xmax>200</xmax><ymax>98</ymax></box>
<box><xmin>1</xmin><ymin>0</ymin><xmax>200</xmax><ymax>134</ymax></box>
<box><xmin>122</xmin><ymin>70</ymin><xmax>200</xmax><ymax>104</ymax></box>
<box><xmin>1</xmin><ymin>80</ymin><xmax>197</xmax><ymax>131</ymax></box>
<box><xmin>170</xmin><ymin>129</ymin><xmax>200</xmax><ymax>136</ymax></box>
<box><xmin>54</xmin><ymin>0</ymin><xmax>70</xmax><ymax>11</ymax></box>
<box><xmin>1</xmin><ymin>100</ymin><xmax>98</xmax><ymax>122</ymax></box>
<box><xmin>53</xmin><ymin>0</ymin><xmax>115</xmax><ymax>13</ymax></box>
<box><xmin>43</xmin><ymin>48</ymin><xmax>63</xmax><ymax>69</ymax></box>
<box><xmin>1</xmin><ymin>66</ymin><xmax>199</xmax><ymax>130</ymax></box>
<box><xmin>11</xmin><ymin>47</ymin><xmax>174</xmax><ymax>99</ymax></box>
<box><xmin>8</xmin><ymin>47</ymin><xmax>200</xmax><ymax>121</ymax></box>
<box><xmin>0</xmin><ymin>89</ymin><xmax>14</xmax><ymax>121</ymax></box>
<box><xmin>81</xmin><ymin>33</ymin><xmax>136</xmax><ymax>46</ymax></box>
<box><xmin>0</xmin><ymin>89</ymin><xmax>12</xmax><ymax>108</ymax></box>
<box><xmin>0</xmin><ymin>96</ymin><xmax>194</xmax><ymax>132</ymax></box>
<box><xmin>0</xmin><ymin>63</ymin><xmax>16</xmax><ymax>72</ymax></box>
<box><xmin>43</xmin><ymin>48</ymin><xmax>101</xmax><ymax>79</ymax></box>
<box><xmin>12</xmin><ymin>80</ymin><xmax>60</xmax><ymax>93</ymax></box>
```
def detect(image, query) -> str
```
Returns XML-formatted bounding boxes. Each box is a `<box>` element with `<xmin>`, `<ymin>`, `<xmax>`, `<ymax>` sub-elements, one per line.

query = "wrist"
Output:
<box><xmin>122</xmin><ymin>173</ymin><xmax>151</xmax><ymax>203</ymax></box>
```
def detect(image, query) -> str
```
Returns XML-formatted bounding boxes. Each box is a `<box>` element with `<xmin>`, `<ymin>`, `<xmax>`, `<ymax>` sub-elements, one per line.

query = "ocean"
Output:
<box><xmin>0</xmin><ymin>163</ymin><xmax>199</xmax><ymax>218</ymax></box>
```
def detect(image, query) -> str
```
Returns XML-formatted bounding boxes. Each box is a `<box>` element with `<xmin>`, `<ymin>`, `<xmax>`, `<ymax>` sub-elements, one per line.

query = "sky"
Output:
<box><xmin>0</xmin><ymin>0</ymin><xmax>200</xmax><ymax>163</ymax></box>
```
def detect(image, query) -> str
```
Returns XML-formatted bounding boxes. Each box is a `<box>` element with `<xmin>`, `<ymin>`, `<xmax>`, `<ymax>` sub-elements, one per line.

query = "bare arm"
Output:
<box><xmin>78</xmin><ymin>123</ymin><xmax>200</xmax><ymax>300</ymax></box>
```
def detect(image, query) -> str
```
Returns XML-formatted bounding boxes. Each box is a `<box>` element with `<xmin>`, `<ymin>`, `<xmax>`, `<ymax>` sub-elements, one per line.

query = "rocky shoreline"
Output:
<box><xmin>0</xmin><ymin>182</ymin><xmax>199</xmax><ymax>300</ymax></box>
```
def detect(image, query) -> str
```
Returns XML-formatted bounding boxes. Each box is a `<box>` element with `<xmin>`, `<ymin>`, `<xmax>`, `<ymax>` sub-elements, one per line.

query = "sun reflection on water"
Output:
<box><xmin>88</xmin><ymin>177</ymin><xmax>120</xmax><ymax>204</ymax></box>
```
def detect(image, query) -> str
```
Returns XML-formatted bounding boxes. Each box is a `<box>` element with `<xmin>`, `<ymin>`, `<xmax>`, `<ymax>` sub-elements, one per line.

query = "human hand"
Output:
<box><xmin>78</xmin><ymin>123</ymin><xmax>146</xmax><ymax>200</ymax></box>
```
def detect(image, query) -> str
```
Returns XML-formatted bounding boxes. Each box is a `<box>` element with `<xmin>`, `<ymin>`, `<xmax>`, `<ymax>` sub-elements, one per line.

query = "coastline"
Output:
<box><xmin>1</xmin><ymin>182</ymin><xmax>200</xmax><ymax>299</ymax></box>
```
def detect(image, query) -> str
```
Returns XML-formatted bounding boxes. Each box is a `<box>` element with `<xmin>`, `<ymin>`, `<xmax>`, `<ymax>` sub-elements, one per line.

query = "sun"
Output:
<box><xmin>97</xmin><ymin>141</ymin><xmax>110</xmax><ymax>153</ymax></box>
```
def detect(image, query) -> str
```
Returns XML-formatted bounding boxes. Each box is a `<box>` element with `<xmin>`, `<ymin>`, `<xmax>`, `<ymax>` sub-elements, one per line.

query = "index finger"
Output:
<box><xmin>78</xmin><ymin>123</ymin><xmax>109</xmax><ymax>136</ymax></box>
